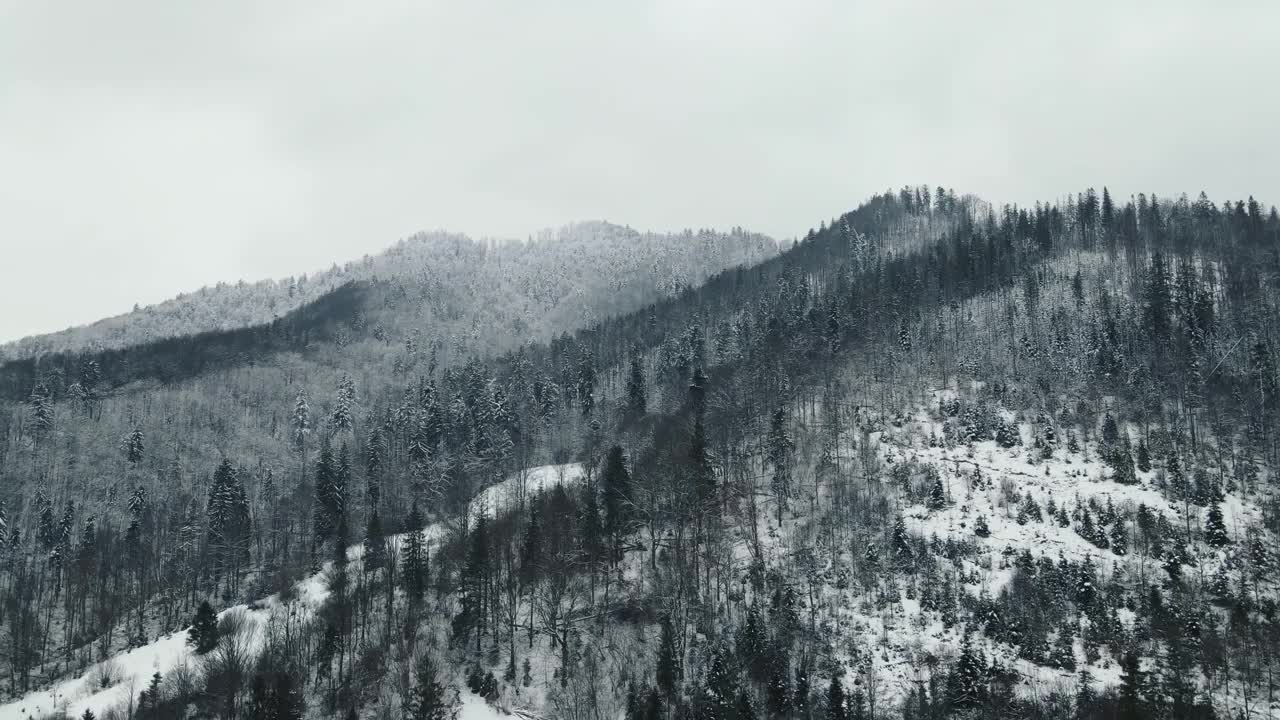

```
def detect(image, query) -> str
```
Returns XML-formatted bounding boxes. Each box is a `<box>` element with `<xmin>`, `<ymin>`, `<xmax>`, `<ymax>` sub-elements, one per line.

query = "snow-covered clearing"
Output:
<box><xmin>0</xmin><ymin>463</ymin><xmax>583</xmax><ymax>720</ymax></box>
<box><xmin>0</xmin><ymin>600</ymin><xmax>281</xmax><ymax>720</ymax></box>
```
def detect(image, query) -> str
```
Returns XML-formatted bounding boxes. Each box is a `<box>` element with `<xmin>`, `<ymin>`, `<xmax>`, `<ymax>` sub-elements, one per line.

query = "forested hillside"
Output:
<box><xmin>1</xmin><ymin>189</ymin><xmax>1279</xmax><ymax>720</ymax></box>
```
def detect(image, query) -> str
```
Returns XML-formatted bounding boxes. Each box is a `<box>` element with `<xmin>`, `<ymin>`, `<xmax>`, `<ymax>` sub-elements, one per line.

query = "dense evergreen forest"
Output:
<box><xmin>1</xmin><ymin>188</ymin><xmax>1278</xmax><ymax>720</ymax></box>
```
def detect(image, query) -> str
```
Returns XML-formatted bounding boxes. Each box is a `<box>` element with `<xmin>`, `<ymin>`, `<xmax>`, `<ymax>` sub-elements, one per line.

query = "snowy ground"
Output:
<box><xmin>805</xmin><ymin>396</ymin><xmax>1269</xmax><ymax>713</ymax></box>
<box><xmin>0</xmin><ymin>463</ymin><xmax>584</xmax><ymax>720</ymax></box>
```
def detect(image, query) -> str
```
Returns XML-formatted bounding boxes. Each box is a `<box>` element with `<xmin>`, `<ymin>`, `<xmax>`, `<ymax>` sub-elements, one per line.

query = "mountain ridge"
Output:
<box><xmin>0</xmin><ymin>187</ymin><xmax>1277</xmax><ymax>720</ymax></box>
<box><xmin>0</xmin><ymin>220</ymin><xmax>777</xmax><ymax>361</ymax></box>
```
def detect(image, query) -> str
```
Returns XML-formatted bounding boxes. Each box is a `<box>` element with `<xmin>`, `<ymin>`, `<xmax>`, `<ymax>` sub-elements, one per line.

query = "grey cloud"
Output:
<box><xmin>2</xmin><ymin>0</ymin><xmax>1276</xmax><ymax>342</ymax></box>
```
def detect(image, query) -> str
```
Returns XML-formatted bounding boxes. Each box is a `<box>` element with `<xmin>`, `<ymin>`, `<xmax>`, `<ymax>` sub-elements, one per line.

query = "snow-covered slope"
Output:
<box><xmin>798</xmin><ymin>394</ymin><xmax>1269</xmax><ymax>713</ymax></box>
<box><xmin>0</xmin><ymin>463</ymin><xmax>585</xmax><ymax>720</ymax></box>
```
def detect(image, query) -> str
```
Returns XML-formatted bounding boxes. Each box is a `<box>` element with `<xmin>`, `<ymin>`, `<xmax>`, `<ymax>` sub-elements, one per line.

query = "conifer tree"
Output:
<box><xmin>793</xmin><ymin>664</ymin><xmax>810</xmax><ymax>719</ymax></box>
<box><xmin>643</xmin><ymin>688</ymin><xmax>662</xmax><ymax>720</ymax></box>
<box><xmin>122</xmin><ymin>427</ymin><xmax>144</xmax><ymax>465</ymax></box>
<box><xmin>736</xmin><ymin>605</ymin><xmax>767</xmax><ymax>682</ymax></box>
<box><xmin>767</xmin><ymin>408</ymin><xmax>794</xmax><ymax>520</ymax></box>
<box><xmin>626</xmin><ymin>352</ymin><xmax>647</xmax><ymax>417</ymax></box>
<box><xmin>1052</xmin><ymin>626</ymin><xmax>1077</xmax><ymax>670</ymax></box>
<box><xmin>1074</xmin><ymin>670</ymin><xmax>1095</xmax><ymax>720</ymax></box>
<box><xmin>656</xmin><ymin>616</ymin><xmax>680</xmax><ymax>700</ymax></box>
<box><xmin>365</xmin><ymin>508</ymin><xmax>386</xmax><ymax>574</ymax></box>
<box><xmin>825</xmin><ymin>675</ymin><xmax>846</xmax><ymax>720</ymax></box>
<box><xmin>1110</xmin><ymin>520</ymin><xmax>1128</xmax><ymax>556</ymax></box>
<box><xmin>948</xmin><ymin>630</ymin><xmax>986</xmax><ymax>708</ymax></box>
<box><xmin>366</xmin><ymin>426</ymin><xmax>385</xmax><ymax>507</ymax></box>
<box><xmin>292</xmin><ymin>388</ymin><xmax>311</xmax><ymax>462</ymax></box>
<box><xmin>849</xmin><ymin>689</ymin><xmax>867</xmax><ymax>720</ymax></box>
<box><xmin>313</xmin><ymin>441</ymin><xmax>338</xmax><ymax>547</ymax></box>
<box><xmin>1205</xmin><ymin>502</ymin><xmax>1229</xmax><ymax>548</ymax></box>
<box><xmin>403</xmin><ymin>502</ymin><xmax>428</xmax><ymax>603</ymax></box>
<box><xmin>766</xmin><ymin>653</ymin><xmax>791</xmax><ymax>718</ymax></box>
<box><xmin>974</xmin><ymin>514</ymin><xmax>991</xmax><ymax>538</ymax></box>
<box><xmin>1119</xmin><ymin>651</ymin><xmax>1145</xmax><ymax>719</ymax></box>
<box><xmin>735</xmin><ymin>689</ymin><xmax>757</xmax><ymax>720</ymax></box>
<box><xmin>926</xmin><ymin>474</ymin><xmax>947</xmax><ymax>511</ymax></box>
<box><xmin>29</xmin><ymin>386</ymin><xmax>54</xmax><ymax>441</ymax></box>
<box><xmin>688</xmin><ymin>366</ymin><xmax>715</xmax><ymax>505</ymax></box>
<box><xmin>577</xmin><ymin>348</ymin><xmax>597</xmax><ymax>417</ymax></box>
<box><xmin>331</xmin><ymin>373</ymin><xmax>357</xmax><ymax>434</ymax></box>
<box><xmin>705</xmin><ymin>646</ymin><xmax>737</xmax><ymax>719</ymax></box>
<box><xmin>406</xmin><ymin>653</ymin><xmax>456</xmax><ymax>720</ymax></box>
<box><xmin>1101</xmin><ymin>413</ymin><xmax>1119</xmax><ymax>452</ymax></box>
<box><xmin>892</xmin><ymin>515</ymin><xmax>913</xmax><ymax>568</ymax></box>
<box><xmin>520</xmin><ymin>505</ymin><xmax>542</xmax><ymax>582</ymax></box>
<box><xmin>459</xmin><ymin>515</ymin><xmax>490</xmax><ymax>651</ymax></box>
<box><xmin>602</xmin><ymin>445</ymin><xmax>632</xmax><ymax>561</ymax></box>
<box><xmin>189</xmin><ymin>600</ymin><xmax>220</xmax><ymax>654</ymax></box>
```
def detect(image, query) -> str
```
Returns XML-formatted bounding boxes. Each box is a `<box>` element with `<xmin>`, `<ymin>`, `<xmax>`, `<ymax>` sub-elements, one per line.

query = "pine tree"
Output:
<box><xmin>767</xmin><ymin>408</ymin><xmax>795</xmax><ymax>520</ymax></box>
<box><xmin>29</xmin><ymin>386</ymin><xmax>54</xmax><ymax>440</ymax></box>
<box><xmin>793</xmin><ymin>664</ymin><xmax>810</xmax><ymax>719</ymax></box>
<box><xmin>520</xmin><ymin>505</ymin><xmax>542</xmax><ymax>583</ymax></box>
<box><xmin>577</xmin><ymin>347</ymin><xmax>597</xmax><ymax>417</ymax></box>
<box><xmin>626</xmin><ymin>352</ymin><xmax>647</xmax><ymax>417</ymax></box>
<box><xmin>849</xmin><ymin>689</ymin><xmax>866</xmax><ymax>720</ymax></box>
<box><xmin>364</xmin><ymin>509</ymin><xmax>386</xmax><ymax>574</ymax></box>
<box><xmin>122</xmin><ymin>427</ymin><xmax>145</xmax><ymax>465</ymax></box>
<box><xmin>406</xmin><ymin>653</ymin><xmax>456</xmax><ymax>720</ymax></box>
<box><xmin>927</xmin><ymin>474</ymin><xmax>947</xmax><ymax>511</ymax></box>
<box><xmin>825</xmin><ymin>675</ymin><xmax>846</xmax><ymax>720</ymax></box>
<box><xmin>766</xmin><ymin>651</ymin><xmax>791</xmax><ymax>717</ymax></box>
<box><xmin>735</xmin><ymin>689</ymin><xmax>758</xmax><ymax>720</ymax></box>
<box><xmin>736</xmin><ymin>605</ymin><xmax>767</xmax><ymax>682</ymax></box>
<box><xmin>1136</xmin><ymin>439</ymin><xmax>1151</xmax><ymax>472</ymax></box>
<box><xmin>948</xmin><ymin>630</ymin><xmax>987</xmax><ymax>708</ymax></box>
<box><xmin>1052</xmin><ymin>625</ymin><xmax>1077</xmax><ymax>670</ymax></box>
<box><xmin>602</xmin><ymin>445</ymin><xmax>632</xmax><ymax>561</ymax></box>
<box><xmin>37</xmin><ymin>494</ymin><xmax>56</xmax><ymax>551</ymax></box>
<box><xmin>995</xmin><ymin>419</ymin><xmax>1020</xmax><ymax>448</ymax></box>
<box><xmin>1205</xmin><ymin>502</ymin><xmax>1229</xmax><ymax>548</ymax></box>
<box><xmin>1110</xmin><ymin>520</ymin><xmax>1128</xmax><ymax>556</ymax></box>
<box><xmin>292</xmin><ymin>389</ymin><xmax>311</xmax><ymax>450</ymax></box>
<box><xmin>188</xmin><ymin>600</ymin><xmax>219</xmax><ymax>654</ymax></box>
<box><xmin>892</xmin><ymin>515</ymin><xmax>913</xmax><ymax>568</ymax></box>
<box><xmin>403</xmin><ymin>502</ymin><xmax>428</xmax><ymax>603</ymax></box>
<box><xmin>1112</xmin><ymin>437</ymin><xmax>1137</xmax><ymax>484</ymax></box>
<box><xmin>1075</xmin><ymin>670</ymin><xmax>1096</xmax><ymax>720</ymax></box>
<box><xmin>657</xmin><ymin>616</ymin><xmax>680</xmax><ymax>700</ymax></box>
<box><xmin>1101</xmin><ymin>413</ymin><xmax>1119</xmax><ymax>451</ymax></box>
<box><xmin>626</xmin><ymin>684</ymin><xmax>642</xmax><ymax>720</ymax></box>
<box><xmin>578</xmin><ymin>482</ymin><xmax>605</xmax><ymax>567</ymax></box>
<box><xmin>138</xmin><ymin>671</ymin><xmax>162</xmax><ymax>712</ymax></box>
<box><xmin>366</xmin><ymin>426</ymin><xmax>386</xmax><ymax>507</ymax></box>
<box><xmin>689</xmin><ymin>366</ymin><xmax>715</xmax><ymax>505</ymax></box>
<box><xmin>974</xmin><ymin>514</ymin><xmax>991</xmax><ymax>538</ymax></box>
<box><xmin>331</xmin><ymin>373</ymin><xmax>357</xmax><ymax>434</ymax></box>
<box><xmin>459</xmin><ymin>515</ymin><xmax>490</xmax><ymax>650</ymax></box>
<box><xmin>1119</xmin><ymin>651</ymin><xmax>1145</xmax><ymax>719</ymax></box>
<box><xmin>705</xmin><ymin>646</ymin><xmax>738</xmax><ymax>719</ymax></box>
<box><xmin>313</xmin><ymin>441</ymin><xmax>338</xmax><ymax>546</ymax></box>
<box><xmin>643</xmin><ymin>688</ymin><xmax>663</xmax><ymax>720</ymax></box>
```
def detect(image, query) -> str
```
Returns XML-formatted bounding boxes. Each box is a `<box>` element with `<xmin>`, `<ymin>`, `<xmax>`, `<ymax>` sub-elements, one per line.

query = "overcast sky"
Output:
<box><xmin>1</xmin><ymin>1</ymin><xmax>1276</xmax><ymax>343</ymax></box>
